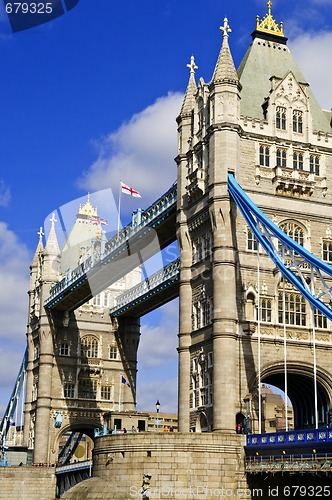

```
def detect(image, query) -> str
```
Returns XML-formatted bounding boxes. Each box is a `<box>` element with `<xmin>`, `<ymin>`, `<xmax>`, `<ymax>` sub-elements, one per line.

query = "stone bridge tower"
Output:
<box><xmin>23</xmin><ymin>197</ymin><xmax>141</xmax><ymax>465</ymax></box>
<box><xmin>176</xmin><ymin>3</ymin><xmax>332</xmax><ymax>434</ymax></box>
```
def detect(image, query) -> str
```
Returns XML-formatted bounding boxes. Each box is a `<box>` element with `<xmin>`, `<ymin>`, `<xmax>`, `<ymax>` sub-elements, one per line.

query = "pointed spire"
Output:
<box><xmin>31</xmin><ymin>227</ymin><xmax>44</xmax><ymax>267</ymax></box>
<box><xmin>180</xmin><ymin>55</ymin><xmax>198</xmax><ymax>116</ymax></box>
<box><xmin>45</xmin><ymin>213</ymin><xmax>60</xmax><ymax>256</ymax></box>
<box><xmin>211</xmin><ymin>18</ymin><xmax>239</xmax><ymax>84</ymax></box>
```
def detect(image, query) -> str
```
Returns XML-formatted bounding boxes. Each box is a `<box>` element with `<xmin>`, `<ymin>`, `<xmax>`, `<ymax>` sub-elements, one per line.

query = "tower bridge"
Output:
<box><xmin>2</xmin><ymin>2</ymin><xmax>332</xmax><ymax>498</ymax></box>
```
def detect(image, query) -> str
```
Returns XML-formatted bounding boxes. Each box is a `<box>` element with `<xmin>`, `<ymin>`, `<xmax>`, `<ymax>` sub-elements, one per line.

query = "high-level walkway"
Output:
<box><xmin>44</xmin><ymin>184</ymin><xmax>177</xmax><ymax>311</ymax></box>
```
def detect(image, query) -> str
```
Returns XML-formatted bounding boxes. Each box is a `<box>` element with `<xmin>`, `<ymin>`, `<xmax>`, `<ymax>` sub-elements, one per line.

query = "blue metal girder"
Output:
<box><xmin>228</xmin><ymin>174</ymin><xmax>332</xmax><ymax>321</ymax></box>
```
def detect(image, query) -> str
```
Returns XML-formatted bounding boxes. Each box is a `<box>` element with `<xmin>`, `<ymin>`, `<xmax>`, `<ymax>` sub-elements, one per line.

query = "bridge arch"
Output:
<box><xmin>256</xmin><ymin>362</ymin><xmax>332</xmax><ymax>429</ymax></box>
<box><xmin>51</xmin><ymin>421</ymin><xmax>99</xmax><ymax>464</ymax></box>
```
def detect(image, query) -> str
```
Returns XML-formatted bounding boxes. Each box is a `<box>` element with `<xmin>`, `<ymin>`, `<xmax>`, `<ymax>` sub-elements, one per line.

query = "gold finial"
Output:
<box><xmin>256</xmin><ymin>0</ymin><xmax>284</xmax><ymax>37</ymax></box>
<box><xmin>78</xmin><ymin>193</ymin><xmax>98</xmax><ymax>217</ymax></box>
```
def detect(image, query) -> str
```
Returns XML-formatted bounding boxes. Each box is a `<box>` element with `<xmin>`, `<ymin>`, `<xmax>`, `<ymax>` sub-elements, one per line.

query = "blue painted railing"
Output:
<box><xmin>247</xmin><ymin>428</ymin><xmax>332</xmax><ymax>447</ymax></box>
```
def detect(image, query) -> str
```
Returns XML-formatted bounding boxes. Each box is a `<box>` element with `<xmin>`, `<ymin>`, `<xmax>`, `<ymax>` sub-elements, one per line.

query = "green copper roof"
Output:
<box><xmin>237</xmin><ymin>37</ymin><xmax>331</xmax><ymax>133</ymax></box>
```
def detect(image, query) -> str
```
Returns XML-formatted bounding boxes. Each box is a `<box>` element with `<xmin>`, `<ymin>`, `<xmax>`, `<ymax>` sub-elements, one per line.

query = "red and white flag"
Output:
<box><xmin>121</xmin><ymin>182</ymin><xmax>141</xmax><ymax>198</ymax></box>
<box><xmin>89</xmin><ymin>216</ymin><xmax>108</xmax><ymax>225</ymax></box>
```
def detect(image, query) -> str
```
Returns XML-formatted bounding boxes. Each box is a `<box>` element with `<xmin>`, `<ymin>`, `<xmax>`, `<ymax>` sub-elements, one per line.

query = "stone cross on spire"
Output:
<box><xmin>37</xmin><ymin>227</ymin><xmax>44</xmax><ymax>240</ymax></box>
<box><xmin>220</xmin><ymin>17</ymin><xmax>232</xmax><ymax>43</ymax></box>
<box><xmin>50</xmin><ymin>213</ymin><xmax>57</xmax><ymax>226</ymax></box>
<box><xmin>186</xmin><ymin>55</ymin><xmax>198</xmax><ymax>75</ymax></box>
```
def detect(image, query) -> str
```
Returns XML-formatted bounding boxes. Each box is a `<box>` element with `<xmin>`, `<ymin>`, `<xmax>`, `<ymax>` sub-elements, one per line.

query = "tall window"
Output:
<box><xmin>323</xmin><ymin>241</ymin><xmax>332</xmax><ymax>263</ymax></box>
<box><xmin>81</xmin><ymin>336</ymin><xmax>99</xmax><ymax>358</ymax></box>
<box><xmin>59</xmin><ymin>342</ymin><xmax>69</xmax><ymax>356</ymax></box>
<box><xmin>261</xmin><ymin>298</ymin><xmax>272</xmax><ymax>322</ymax></box>
<box><xmin>192</xmin><ymin>298</ymin><xmax>212</xmax><ymax>330</ymax></box>
<box><xmin>293</xmin><ymin>152</ymin><xmax>304</xmax><ymax>170</ymax></box>
<box><xmin>64</xmin><ymin>383</ymin><xmax>75</xmax><ymax>399</ymax></box>
<box><xmin>276</xmin><ymin>148</ymin><xmax>287</xmax><ymax>168</ymax></box>
<box><xmin>101</xmin><ymin>386</ymin><xmax>112</xmax><ymax>400</ymax></box>
<box><xmin>293</xmin><ymin>110</ymin><xmax>303</xmax><ymax>133</ymax></box>
<box><xmin>259</xmin><ymin>145</ymin><xmax>270</xmax><ymax>167</ymax></box>
<box><xmin>310</xmin><ymin>155</ymin><xmax>320</xmax><ymax>176</ymax></box>
<box><xmin>278</xmin><ymin>291</ymin><xmax>306</xmax><ymax>326</ymax></box>
<box><xmin>314</xmin><ymin>309</ymin><xmax>328</xmax><ymax>329</ymax></box>
<box><xmin>247</xmin><ymin>229</ymin><xmax>258</xmax><ymax>252</ymax></box>
<box><xmin>109</xmin><ymin>345</ymin><xmax>118</xmax><ymax>360</ymax></box>
<box><xmin>78</xmin><ymin>378</ymin><xmax>97</xmax><ymax>399</ymax></box>
<box><xmin>276</xmin><ymin>106</ymin><xmax>287</xmax><ymax>130</ymax></box>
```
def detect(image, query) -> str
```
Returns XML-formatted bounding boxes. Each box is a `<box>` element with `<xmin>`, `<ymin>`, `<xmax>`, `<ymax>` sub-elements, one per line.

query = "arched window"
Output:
<box><xmin>293</xmin><ymin>152</ymin><xmax>304</xmax><ymax>170</ymax></box>
<box><xmin>276</xmin><ymin>106</ymin><xmax>287</xmax><ymax>130</ymax></box>
<box><xmin>293</xmin><ymin>110</ymin><xmax>303</xmax><ymax>133</ymax></box>
<box><xmin>261</xmin><ymin>298</ymin><xmax>272</xmax><ymax>322</ymax></box>
<box><xmin>279</xmin><ymin>221</ymin><xmax>304</xmax><ymax>247</ymax></box>
<box><xmin>81</xmin><ymin>336</ymin><xmax>99</xmax><ymax>358</ymax></box>
<box><xmin>276</xmin><ymin>148</ymin><xmax>287</xmax><ymax>168</ymax></box>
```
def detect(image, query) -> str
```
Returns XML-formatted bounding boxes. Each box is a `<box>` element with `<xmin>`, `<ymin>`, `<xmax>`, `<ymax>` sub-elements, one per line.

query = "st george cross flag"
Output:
<box><xmin>89</xmin><ymin>216</ymin><xmax>108</xmax><ymax>225</ymax></box>
<box><xmin>121</xmin><ymin>376</ymin><xmax>130</xmax><ymax>388</ymax></box>
<box><xmin>121</xmin><ymin>182</ymin><xmax>141</xmax><ymax>198</ymax></box>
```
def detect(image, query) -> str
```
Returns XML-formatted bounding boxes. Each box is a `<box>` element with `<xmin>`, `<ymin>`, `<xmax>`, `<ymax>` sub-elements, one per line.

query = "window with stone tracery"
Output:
<box><xmin>293</xmin><ymin>110</ymin><xmax>303</xmax><ymax>133</ymax></box>
<box><xmin>78</xmin><ymin>378</ymin><xmax>97</xmax><ymax>399</ymax></box>
<box><xmin>276</xmin><ymin>106</ymin><xmax>287</xmax><ymax>130</ymax></box>
<box><xmin>191</xmin><ymin>351</ymin><xmax>213</xmax><ymax>409</ymax></box>
<box><xmin>81</xmin><ymin>336</ymin><xmax>99</xmax><ymax>358</ymax></box>
<box><xmin>109</xmin><ymin>344</ymin><xmax>118</xmax><ymax>360</ymax></box>
<box><xmin>101</xmin><ymin>385</ymin><xmax>112</xmax><ymax>400</ymax></box>
<box><xmin>276</xmin><ymin>148</ymin><xmax>287</xmax><ymax>168</ymax></box>
<box><xmin>279</xmin><ymin>221</ymin><xmax>304</xmax><ymax>247</ymax></box>
<box><xmin>314</xmin><ymin>309</ymin><xmax>328</xmax><ymax>329</ymax></box>
<box><xmin>64</xmin><ymin>383</ymin><xmax>75</xmax><ymax>398</ymax></box>
<box><xmin>192</xmin><ymin>298</ymin><xmax>212</xmax><ymax>330</ymax></box>
<box><xmin>293</xmin><ymin>151</ymin><xmax>304</xmax><ymax>170</ymax></box>
<box><xmin>278</xmin><ymin>289</ymin><xmax>306</xmax><ymax>326</ymax></box>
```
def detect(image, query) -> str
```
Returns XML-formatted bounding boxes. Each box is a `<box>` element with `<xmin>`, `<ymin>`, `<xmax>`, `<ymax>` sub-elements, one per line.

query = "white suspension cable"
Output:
<box><xmin>257</xmin><ymin>243</ymin><xmax>262</xmax><ymax>434</ymax></box>
<box><xmin>282</xmin><ymin>266</ymin><xmax>288</xmax><ymax>432</ymax></box>
<box><xmin>311</xmin><ymin>267</ymin><xmax>318</xmax><ymax>429</ymax></box>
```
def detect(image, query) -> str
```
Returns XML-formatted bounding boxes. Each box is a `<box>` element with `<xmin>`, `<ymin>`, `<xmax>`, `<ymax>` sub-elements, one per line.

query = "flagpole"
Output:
<box><xmin>117</xmin><ymin>181</ymin><xmax>122</xmax><ymax>237</ymax></box>
<box><xmin>118</xmin><ymin>374</ymin><xmax>122</xmax><ymax>412</ymax></box>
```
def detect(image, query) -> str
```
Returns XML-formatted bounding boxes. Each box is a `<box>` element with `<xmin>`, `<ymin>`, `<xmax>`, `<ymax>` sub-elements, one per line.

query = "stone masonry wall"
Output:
<box><xmin>0</xmin><ymin>466</ymin><xmax>56</xmax><ymax>500</ymax></box>
<box><xmin>63</xmin><ymin>433</ymin><xmax>249</xmax><ymax>500</ymax></box>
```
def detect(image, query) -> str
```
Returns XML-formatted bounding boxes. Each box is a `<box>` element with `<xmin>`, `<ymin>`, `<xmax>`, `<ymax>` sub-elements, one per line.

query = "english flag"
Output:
<box><xmin>121</xmin><ymin>182</ymin><xmax>141</xmax><ymax>198</ymax></box>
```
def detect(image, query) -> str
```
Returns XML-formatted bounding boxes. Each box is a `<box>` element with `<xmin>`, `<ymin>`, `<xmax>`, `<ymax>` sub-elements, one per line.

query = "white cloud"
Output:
<box><xmin>136</xmin><ymin>300</ymin><xmax>179</xmax><ymax>413</ymax></box>
<box><xmin>139</xmin><ymin>300</ymin><xmax>179</xmax><ymax>369</ymax></box>
<box><xmin>0</xmin><ymin>180</ymin><xmax>10</xmax><ymax>207</ymax></box>
<box><xmin>78</xmin><ymin>93</ymin><xmax>183</xmax><ymax>205</ymax></box>
<box><xmin>290</xmin><ymin>32</ymin><xmax>332</xmax><ymax>110</ymax></box>
<box><xmin>0</xmin><ymin>223</ymin><xmax>30</xmax><ymax>414</ymax></box>
<box><xmin>0</xmin><ymin>222</ymin><xmax>30</xmax><ymax>341</ymax></box>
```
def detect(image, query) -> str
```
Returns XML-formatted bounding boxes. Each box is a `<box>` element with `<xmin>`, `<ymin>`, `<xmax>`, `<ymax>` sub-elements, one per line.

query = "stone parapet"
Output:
<box><xmin>63</xmin><ymin>432</ymin><xmax>249</xmax><ymax>500</ymax></box>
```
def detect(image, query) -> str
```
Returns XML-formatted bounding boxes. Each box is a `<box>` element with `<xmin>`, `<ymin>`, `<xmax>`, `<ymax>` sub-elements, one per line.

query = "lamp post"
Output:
<box><xmin>155</xmin><ymin>400</ymin><xmax>160</xmax><ymax>432</ymax></box>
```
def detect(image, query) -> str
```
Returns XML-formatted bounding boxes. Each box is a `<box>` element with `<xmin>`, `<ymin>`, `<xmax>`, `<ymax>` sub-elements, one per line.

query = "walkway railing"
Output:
<box><xmin>110</xmin><ymin>258</ymin><xmax>180</xmax><ymax>317</ymax></box>
<box><xmin>246</xmin><ymin>428</ymin><xmax>332</xmax><ymax>447</ymax></box>
<box><xmin>44</xmin><ymin>183</ymin><xmax>177</xmax><ymax>309</ymax></box>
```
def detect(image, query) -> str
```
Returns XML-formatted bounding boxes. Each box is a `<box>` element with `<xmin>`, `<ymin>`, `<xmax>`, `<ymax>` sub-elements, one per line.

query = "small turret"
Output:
<box><xmin>211</xmin><ymin>18</ymin><xmax>239</xmax><ymax>85</ymax></box>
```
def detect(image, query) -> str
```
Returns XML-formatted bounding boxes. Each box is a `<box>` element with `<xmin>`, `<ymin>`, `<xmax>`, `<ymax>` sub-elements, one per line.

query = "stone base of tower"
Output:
<box><xmin>62</xmin><ymin>433</ymin><xmax>248</xmax><ymax>499</ymax></box>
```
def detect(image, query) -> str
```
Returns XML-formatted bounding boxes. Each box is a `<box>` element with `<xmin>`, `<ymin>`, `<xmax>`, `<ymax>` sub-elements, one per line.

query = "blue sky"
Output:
<box><xmin>0</xmin><ymin>0</ymin><xmax>332</xmax><ymax>416</ymax></box>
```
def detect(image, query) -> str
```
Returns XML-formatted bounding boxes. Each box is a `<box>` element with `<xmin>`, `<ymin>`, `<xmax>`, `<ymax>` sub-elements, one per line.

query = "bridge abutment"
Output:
<box><xmin>62</xmin><ymin>433</ymin><xmax>248</xmax><ymax>499</ymax></box>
